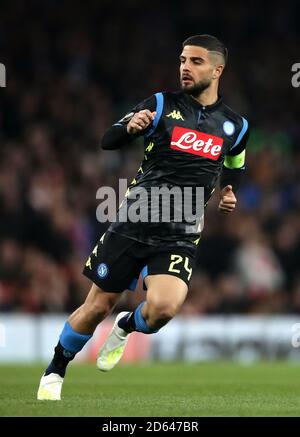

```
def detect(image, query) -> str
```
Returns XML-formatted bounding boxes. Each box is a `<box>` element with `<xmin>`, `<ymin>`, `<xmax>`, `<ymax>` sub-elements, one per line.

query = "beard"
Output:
<box><xmin>181</xmin><ymin>77</ymin><xmax>211</xmax><ymax>97</ymax></box>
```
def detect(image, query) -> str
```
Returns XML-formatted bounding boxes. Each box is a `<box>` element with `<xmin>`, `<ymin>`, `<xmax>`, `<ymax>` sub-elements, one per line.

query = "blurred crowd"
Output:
<box><xmin>0</xmin><ymin>0</ymin><xmax>299</xmax><ymax>314</ymax></box>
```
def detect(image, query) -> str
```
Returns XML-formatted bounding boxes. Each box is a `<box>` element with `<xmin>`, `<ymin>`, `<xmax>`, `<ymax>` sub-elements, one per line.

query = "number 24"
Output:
<box><xmin>168</xmin><ymin>255</ymin><xmax>192</xmax><ymax>280</ymax></box>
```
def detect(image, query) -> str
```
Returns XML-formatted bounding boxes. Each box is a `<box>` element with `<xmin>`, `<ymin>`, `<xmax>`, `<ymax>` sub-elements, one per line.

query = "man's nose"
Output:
<box><xmin>182</xmin><ymin>61</ymin><xmax>192</xmax><ymax>71</ymax></box>
<box><xmin>182</xmin><ymin>66</ymin><xmax>192</xmax><ymax>75</ymax></box>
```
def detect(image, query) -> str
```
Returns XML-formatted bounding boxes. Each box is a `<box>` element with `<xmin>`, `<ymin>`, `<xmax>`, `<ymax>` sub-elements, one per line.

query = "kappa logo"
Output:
<box><xmin>63</xmin><ymin>349</ymin><xmax>74</xmax><ymax>358</ymax></box>
<box><xmin>166</xmin><ymin>110</ymin><xmax>184</xmax><ymax>121</ymax></box>
<box><xmin>170</xmin><ymin>126</ymin><xmax>224</xmax><ymax>160</ymax></box>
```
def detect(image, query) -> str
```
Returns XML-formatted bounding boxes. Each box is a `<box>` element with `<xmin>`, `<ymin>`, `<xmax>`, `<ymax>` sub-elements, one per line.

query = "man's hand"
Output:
<box><xmin>127</xmin><ymin>110</ymin><xmax>156</xmax><ymax>134</ymax></box>
<box><xmin>218</xmin><ymin>185</ymin><xmax>237</xmax><ymax>214</ymax></box>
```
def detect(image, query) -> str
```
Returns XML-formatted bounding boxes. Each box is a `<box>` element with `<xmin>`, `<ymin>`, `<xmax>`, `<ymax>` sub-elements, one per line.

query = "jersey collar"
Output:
<box><xmin>183</xmin><ymin>93</ymin><xmax>223</xmax><ymax>111</ymax></box>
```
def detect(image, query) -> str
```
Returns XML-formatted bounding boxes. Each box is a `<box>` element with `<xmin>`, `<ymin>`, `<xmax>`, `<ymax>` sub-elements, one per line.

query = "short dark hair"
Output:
<box><xmin>182</xmin><ymin>34</ymin><xmax>228</xmax><ymax>64</ymax></box>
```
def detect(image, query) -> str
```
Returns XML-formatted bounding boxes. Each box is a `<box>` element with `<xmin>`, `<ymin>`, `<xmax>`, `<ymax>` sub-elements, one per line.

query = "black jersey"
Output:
<box><xmin>101</xmin><ymin>91</ymin><xmax>249</xmax><ymax>248</ymax></box>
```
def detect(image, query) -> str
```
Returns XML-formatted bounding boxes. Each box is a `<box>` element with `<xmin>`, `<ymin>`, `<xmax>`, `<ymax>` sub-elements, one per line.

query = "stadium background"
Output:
<box><xmin>0</xmin><ymin>0</ymin><xmax>300</xmax><ymax>366</ymax></box>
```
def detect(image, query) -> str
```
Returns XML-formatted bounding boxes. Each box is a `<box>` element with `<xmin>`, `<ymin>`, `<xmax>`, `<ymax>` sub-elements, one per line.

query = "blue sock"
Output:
<box><xmin>45</xmin><ymin>322</ymin><xmax>92</xmax><ymax>377</ymax></box>
<box><xmin>134</xmin><ymin>302</ymin><xmax>159</xmax><ymax>334</ymax></box>
<box><xmin>59</xmin><ymin>321</ymin><xmax>93</xmax><ymax>354</ymax></box>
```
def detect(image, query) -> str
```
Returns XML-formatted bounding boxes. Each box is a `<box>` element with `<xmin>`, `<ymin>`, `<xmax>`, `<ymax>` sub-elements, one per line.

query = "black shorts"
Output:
<box><xmin>82</xmin><ymin>231</ymin><xmax>196</xmax><ymax>293</ymax></box>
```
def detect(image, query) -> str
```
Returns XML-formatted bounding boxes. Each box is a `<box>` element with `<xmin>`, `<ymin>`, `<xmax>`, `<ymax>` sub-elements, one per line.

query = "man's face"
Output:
<box><xmin>179</xmin><ymin>45</ymin><xmax>223</xmax><ymax>96</ymax></box>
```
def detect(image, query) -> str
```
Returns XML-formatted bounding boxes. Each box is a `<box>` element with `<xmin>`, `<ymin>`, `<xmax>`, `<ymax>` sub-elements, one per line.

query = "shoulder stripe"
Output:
<box><xmin>231</xmin><ymin>117</ymin><xmax>248</xmax><ymax>150</ymax></box>
<box><xmin>145</xmin><ymin>92</ymin><xmax>164</xmax><ymax>137</ymax></box>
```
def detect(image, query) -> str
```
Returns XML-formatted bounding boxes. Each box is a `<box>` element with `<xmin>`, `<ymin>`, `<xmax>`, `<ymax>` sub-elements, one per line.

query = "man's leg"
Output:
<box><xmin>120</xmin><ymin>274</ymin><xmax>188</xmax><ymax>333</ymax></box>
<box><xmin>97</xmin><ymin>274</ymin><xmax>188</xmax><ymax>370</ymax></box>
<box><xmin>37</xmin><ymin>283</ymin><xmax>122</xmax><ymax>400</ymax></box>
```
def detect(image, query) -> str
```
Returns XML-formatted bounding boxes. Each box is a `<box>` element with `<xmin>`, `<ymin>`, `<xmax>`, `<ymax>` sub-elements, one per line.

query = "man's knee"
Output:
<box><xmin>147</xmin><ymin>299</ymin><xmax>179</xmax><ymax>323</ymax></box>
<box><xmin>144</xmin><ymin>275</ymin><xmax>188</xmax><ymax>326</ymax></box>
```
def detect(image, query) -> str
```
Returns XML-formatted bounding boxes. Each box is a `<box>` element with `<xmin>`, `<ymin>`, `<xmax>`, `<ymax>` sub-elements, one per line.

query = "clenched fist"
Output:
<box><xmin>127</xmin><ymin>110</ymin><xmax>157</xmax><ymax>135</ymax></box>
<box><xmin>218</xmin><ymin>185</ymin><xmax>237</xmax><ymax>214</ymax></box>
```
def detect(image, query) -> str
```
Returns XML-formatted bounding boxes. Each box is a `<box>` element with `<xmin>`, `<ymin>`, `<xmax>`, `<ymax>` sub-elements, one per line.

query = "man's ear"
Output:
<box><xmin>212</xmin><ymin>64</ymin><xmax>225</xmax><ymax>80</ymax></box>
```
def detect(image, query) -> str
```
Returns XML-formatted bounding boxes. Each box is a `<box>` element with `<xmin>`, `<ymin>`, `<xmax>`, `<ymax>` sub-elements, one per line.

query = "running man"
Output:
<box><xmin>37</xmin><ymin>34</ymin><xmax>249</xmax><ymax>400</ymax></box>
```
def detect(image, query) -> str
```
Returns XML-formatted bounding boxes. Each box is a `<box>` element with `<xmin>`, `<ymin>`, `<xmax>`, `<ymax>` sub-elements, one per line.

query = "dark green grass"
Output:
<box><xmin>1</xmin><ymin>362</ymin><xmax>300</xmax><ymax>416</ymax></box>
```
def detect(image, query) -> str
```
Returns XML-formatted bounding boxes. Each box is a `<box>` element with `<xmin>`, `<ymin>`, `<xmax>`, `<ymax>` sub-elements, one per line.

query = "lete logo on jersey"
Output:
<box><xmin>170</xmin><ymin>127</ymin><xmax>223</xmax><ymax>160</ymax></box>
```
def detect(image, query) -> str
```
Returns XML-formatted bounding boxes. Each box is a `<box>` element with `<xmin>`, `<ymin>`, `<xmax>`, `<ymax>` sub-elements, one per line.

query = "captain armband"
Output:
<box><xmin>224</xmin><ymin>150</ymin><xmax>245</xmax><ymax>170</ymax></box>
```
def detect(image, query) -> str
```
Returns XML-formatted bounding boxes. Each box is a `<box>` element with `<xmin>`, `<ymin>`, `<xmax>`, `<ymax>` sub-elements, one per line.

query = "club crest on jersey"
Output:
<box><xmin>97</xmin><ymin>263</ymin><xmax>109</xmax><ymax>279</ymax></box>
<box><xmin>170</xmin><ymin>127</ymin><xmax>223</xmax><ymax>160</ymax></box>
<box><xmin>223</xmin><ymin>121</ymin><xmax>235</xmax><ymax>136</ymax></box>
<box><xmin>166</xmin><ymin>110</ymin><xmax>184</xmax><ymax>121</ymax></box>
